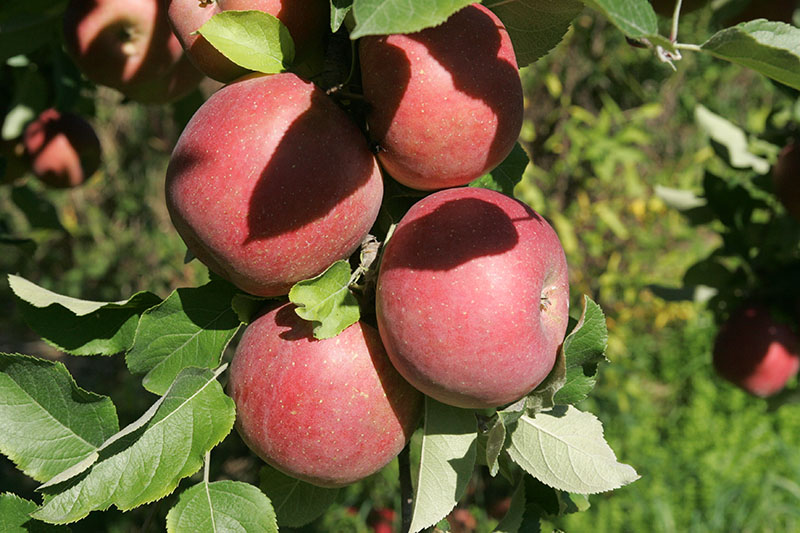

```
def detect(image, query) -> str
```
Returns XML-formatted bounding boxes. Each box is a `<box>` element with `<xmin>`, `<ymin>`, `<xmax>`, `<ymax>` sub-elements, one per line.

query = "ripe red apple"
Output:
<box><xmin>166</xmin><ymin>0</ymin><xmax>328</xmax><ymax>83</ymax></box>
<box><xmin>367</xmin><ymin>507</ymin><xmax>396</xmax><ymax>533</ymax></box>
<box><xmin>376</xmin><ymin>187</ymin><xmax>570</xmax><ymax>409</ymax></box>
<box><xmin>63</xmin><ymin>0</ymin><xmax>203</xmax><ymax>103</ymax></box>
<box><xmin>712</xmin><ymin>304</ymin><xmax>800</xmax><ymax>397</ymax></box>
<box><xmin>359</xmin><ymin>4</ymin><xmax>523</xmax><ymax>191</ymax></box>
<box><xmin>227</xmin><ymin>303</ymin><xmax>423</xmax><ymax>488</ymax></box>
<box><xmin>165</xmin><ymin>72</ymin><xmax>383</xmax><ymax>297</ymax></box>
<box><xmin>22</xmin><ymin>109</ymin><xmax>101</xmax><ymax>188</ymax></box>
<box><xmin>773</xmin><ymin>142</ymin><xmax>800</xmax><ymax>220</ymax></box>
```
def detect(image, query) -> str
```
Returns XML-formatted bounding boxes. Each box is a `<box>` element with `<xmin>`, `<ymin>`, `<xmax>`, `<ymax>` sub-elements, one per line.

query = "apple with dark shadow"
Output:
<box><xmin>713</xmin><ymin>304</ymin><xmax>800</xmax><ymax>397</ymax></box>
<box><xmin>359</xmin><ymin>4</ymin><xmax>523</xmax><ymax>191</ymax></box>
<box><xmin>376</xmin><ymin>187</ymin><xmax>570</xmax><ymax>409</ymax></box>
<box><xmin>228</xmin><ymin>302</ymin><xmax>423</xmax><ymax>487</ymax></box>
<box><xmin>165</xmin><ymin>72</ymin><xmax>383</xmax><ymax>297</ymax></box>
<box><xmin>23</xmin><ymin>109</ymin><xmax>101</xmax><ymax>188</ymax></box>
<box><xmin>63</xmin><ymin>0</ymin><xmax>204</xmax><ymax>103</ymax></box>
<box><xmin>166</xmin><ymin>0</ymin><xmax>329</xmax><ymax>83</ymax></box>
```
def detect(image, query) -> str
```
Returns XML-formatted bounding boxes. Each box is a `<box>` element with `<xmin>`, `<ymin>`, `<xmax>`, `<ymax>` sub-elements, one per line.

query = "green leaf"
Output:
<box><xmin>259</xmin><ymin>465</ymin><xmax>339</xmax><ymax>528</ymax></box>
<box><xmin>11</xmin><ymin>184</ymin><xmax>64</xmax><ymax>232</ymax></box>
<box><xmin>0</xmin><ymin>0</ymin><xmax>67</xmax><ymax>61</ymax></box>
<box><xmin>523</xmin><ymin>343</ymin><xmax>567</xmax><ymax>414</ymax></box>
<box><xmin>489</xmin><ymin>0</ymin><xmax>583</xmax><ymax>67</ymax></box>
<box><xmin>654</xmin><ymin>185</ymin><xmax>708</xmax><ymax>211</ymax></box>
<box><xmin>582</xmin><ymin>0</ymin><xmax>673</xmax><ymax>50</ymax></box>
<box><xmin>0</xmin><ymin>493</ymin><xmax>70</xmax><ymax>532</ymax></box>
<box><xmin>0</xmin><ymin>353</ymin><xmax>119</xmax><ymax>484</ymax></box>
<box><xmin>32</xmin><ymin>367</ymin><xmax>235</xmax><ymax>524</ymax></box>
<box><xmin>125</xmin><ymin>280</ymin><xmax>242</xmax><ymax>395</ymax></box>
<box><xmin>701</xmin><ymin>20</ymin><xmax>800</xmax><ymax>90</ymax></box>
<box><xmin>409</xmin><ymin>397</ymin><xmax>477</xmax><ymax>533</ymax></box>
<box><xmin>197</xmin><ymin>10</ymin><xmax>295</xmax><ymax>74</ymax></box>
<box><xmin>470</xmin><ymin>143</ymin><xmax>530</xmax><ymax>196</ymax></box>
<box><xmin>553</xmin><ymin>297</ymin><xmax>608</xmax><ymax>405</ymax></box>
<box><xmin>350</xmin><ymin>0</ymin><xmax>473</xmax><ymax>39</ymax></box>
<box><xmin>8</xmin><ymin>275</ymin><xmax>161</xmax><ymax>356</ymax></box>
<box><xmin>166</xmin><ymin>480</ymin><xmax>277</xmax><ymax>533</ymax></box>
<box><xmin>506</xmin><ymin>406</ymin><xmax>640</xmax><ymax>494</ymax></box>
<box><xmin>694</xmin><ymin>105</ymin><xmax>770</xmax><ymax>173</ymax></box>
<box><xmin>483</xmin><ymin>416</ymin><xmax>506</xmax><ymax>477</ymax></box>
<box><xmin>288</xmin><ymin>260</ymin><xmax>360</xmax><ymax>340</ymax></box>
<box><xmin>330</xmin><ymin>0</ymin><xmax>353</xmax><ymax>32</ymax></box>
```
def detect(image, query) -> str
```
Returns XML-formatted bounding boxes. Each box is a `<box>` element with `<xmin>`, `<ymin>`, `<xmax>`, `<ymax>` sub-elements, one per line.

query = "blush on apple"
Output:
<box><xmin>23</xmin><ymin>109</ymin><xmax>101</xmax><ymax>188</ymax></box>
<box><xmin>713</xmin><ymin>304</ymin><xmax>800</xmax><ymax>397</ymax></box>
<box><xmin>166</xmin><ymin>0</ymin><xmax>329</xmax><ymax>83</ymax></box>
<box><xmin>227</xmin><ymin>303</ymin><xmax>423</xmax><ymax>488</ymax></box>
<box><xmin>359</xmin><ymin>4</ymin><xmax>523</xmax><ymax>191</ymax></box>
<box><xmin>165</xmin><ymin>72</ymin><xmax>383</xmax><ymax>297</ymax></box>
<box><xmin>63</xmin><ymin>0</ymin><xmax>204</xmax><ymax>103</ymax></box>
<box><xmin>376</xmin><ymin>187</ymin><xmax>570</xmax><ymax>409</ymax></box>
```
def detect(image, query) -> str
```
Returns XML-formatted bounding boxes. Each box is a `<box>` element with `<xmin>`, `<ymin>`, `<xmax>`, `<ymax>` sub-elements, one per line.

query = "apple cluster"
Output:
<box><xmin>164</xmin><ymin>3</ymin><xmax>570</xmax><ymax>487</ymax></box>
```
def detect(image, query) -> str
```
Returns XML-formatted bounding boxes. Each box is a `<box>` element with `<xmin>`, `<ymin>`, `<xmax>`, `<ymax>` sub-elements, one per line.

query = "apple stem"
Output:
<box><xmin>398</xmin><ymin>443</ymin><xmax>413</xmax><ymax>533</ymax></box>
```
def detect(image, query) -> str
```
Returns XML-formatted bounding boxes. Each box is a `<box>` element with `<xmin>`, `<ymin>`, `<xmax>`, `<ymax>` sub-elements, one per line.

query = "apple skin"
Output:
<box><xmin>359</xmin><ymin>4</ymin><xmax>523</xmax><ymax>191</ymax></box>
<box><xmin>63</xmin><ymin>0</ymin><xmax>204</xmax><ymax>103</ymax></box>
<box><xmin>376</xmin><ymin>187</ymin><xmax>570</xmax><ymax>409</ymax></box>
<box><xmin>773</xmin><ymin>142</ymin><xmax>800</xmax><ymax>220</ymax></box>
<box><xmin>227</xmin><ymin>303</ymin><xmax>423</xmax><ymax>488</ymax></box>
<box><xmin>166</xmin><ymin>0</ymin><xmax>329</xmax><ymax>83</ymax></box>
<box><xmin>22</xmin><ymin>109</ymin><xmax>101</xmax><ymax>188</ymax></box>
<box><xmin>165</xmin><ymin>72</ymin><xmax>383</xmax><ymax>297</ymax></box>
<box><xmin>712</xmin><ymin>304</ymin><xmax>800</xmax><ymax>397</ymax></box>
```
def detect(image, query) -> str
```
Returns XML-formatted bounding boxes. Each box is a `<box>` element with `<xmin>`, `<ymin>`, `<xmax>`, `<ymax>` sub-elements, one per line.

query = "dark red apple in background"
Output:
<box><xmin>165</xmin><ymin>72</ymin><xmax>383</xmax><ymax>297</ymax></box>
<box><xmin>712</xmin><ymin>304</ymin><xmax>800</xmax><ymax>397</ymax></box>
<box><xmin>22</xmin><ymin>109</ymin><xmax>101</xmax><ymax>188</ymax></box>
<box><xmin>63</xmin><ymin>0</ymin><xmax>204</xmax><ymax>103</ymax></box>
<box><xmin>376</xmin><ymin>187</ymin><xmax>570</xmax><ymax>409</ymax></box>
<box><xmin>773</xmin><ymin>142</ymin><xmax>800</xmax><ymax>220</ymax></box>
<box><xmin>367</xmin><ymin>507</ymin><xmax>396</xmax><ymax>533</ymax></box>
<box><xmin>359</xmin><ymin>4</ymin><xmax>523</xmax><ymax>191</ymax></box>
<box><xmin>166</xmin><ymin>0</ymin><xmax>328</xmax><ymax>83</ymax></box>
<box><xmin>227</xmin><ymin>303</ymin><xmax>423</xmax><ymax>488</ymax></box>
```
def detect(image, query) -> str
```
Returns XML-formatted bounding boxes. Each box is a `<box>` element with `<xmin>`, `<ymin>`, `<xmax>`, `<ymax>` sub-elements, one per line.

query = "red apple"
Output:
<box><xmin>713</xmin><ymin>304</ymin><xmax>800</xmax><ymax>397</ymax></box>
<box><xmin>227</xmin><ymin>303</ymin><xmax>423</xmax><ymax>488</ymax></box>
<box><xmin>63</xmin><ymin>0</ymin><xmax>204</xmax><ymax>103</ymax></box>
<box><xmin>165</xmin><ymin>72</ymin><xmax>383</xmax><ymax>297</ymax></box>
<box><xmin>22</xmin><ymin>109</ymin><xmax>101</xmax><ymax>188</ymax></box>
<box><xmin>367</xmin><ymin>507</ymin><xmax>396</xmax><ymax>533</ymax></box>
<box><xmin>772</xmin><ymin>142</ymin><xmax>800</xmax><ymax>221</ymax></box>
<box><xmin>166</xmin><ymin>0</ymin><xmax>329</xmax><ymax>83</ymax></box>
<box><xmin>359</xmin><ymin>4</ymin><xmax>523</xmax><ymax>191</ymax></box>
<box><xmin>376</xmin><ymin>187</ymin><xmax>570</xmax><ymax>409</ymax></box>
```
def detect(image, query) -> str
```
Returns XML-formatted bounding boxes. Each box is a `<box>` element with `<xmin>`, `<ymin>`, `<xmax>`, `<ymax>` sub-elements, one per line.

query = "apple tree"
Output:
<box><xmin>2</xmin><ymin>0</ymin><xmax>800</xmax><ymax>531</ymax></box>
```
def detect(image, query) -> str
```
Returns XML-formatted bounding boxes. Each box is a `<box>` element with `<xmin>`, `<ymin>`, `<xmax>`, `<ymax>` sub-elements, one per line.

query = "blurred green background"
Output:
<box><xmin>2</xmin><ymin>7</ymin><xmax>800</xmax><ymax>533</ymax></box>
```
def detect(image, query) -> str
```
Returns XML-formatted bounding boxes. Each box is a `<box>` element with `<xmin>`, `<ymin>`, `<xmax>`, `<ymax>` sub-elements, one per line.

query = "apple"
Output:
<box><xmin>227</xmin><ymin>302</ymin><xmax>423</xmax><ymax>488</ymax></box>
<box><xmin>367</xmin><ymin>508</ymin><xmax>396</xmax><ymax>533</ymax></box>
<box><xmin>63</xmin><ymin>0</ymin><xmax>204</xmax><ymax>103</ymax></box>
<box><xmin>376</xmin><ymin>187</ymin><xmax>570</xmax><ymax>409</ymax></box>
<box><xmin>359</xmin><ymin>4</ymin><xmax>523</xmax><ymax>191</ymax></box>
<box><xmin>165</xmin><ymin>72</ymin><xmax>383</xmax><ymax>297</ymax></box>
<box><xmin>166</xmin><ymin>0</ymin><xmax>329</xmax><ymax>83</ymax></box>
<box><xmin>22</xmin><ymin>109</ymin><xmax>101</xmax><ymax>188</ymax></box>
<box><xmin>712</xmin><ymin>304</ymin><xmax>800</xmax><ymax>397</ymax></box>
<box><xmin>773</xmin><ymin>142</ymin><xmax>800</xmax><ymax>220</ymax></box>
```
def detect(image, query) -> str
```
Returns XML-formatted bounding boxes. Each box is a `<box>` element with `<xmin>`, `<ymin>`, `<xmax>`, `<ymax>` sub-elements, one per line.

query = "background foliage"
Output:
<box><xmin>2</xmin><ymin>4</ymin><xmax>800</xmax><ymax>533</ymax></box>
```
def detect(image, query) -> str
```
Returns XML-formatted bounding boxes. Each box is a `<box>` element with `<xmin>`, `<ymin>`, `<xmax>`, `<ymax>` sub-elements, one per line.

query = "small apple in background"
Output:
<box><xmin>650</xmin><ymin>0</ymin><xmax>708</xmax><ymax>17</ymax></box>
<box><xmin>359</xmin><ymin>4</ymin><xmax>523</xmax><ymax>191</ymax></box>
<box><xmin>165</xmin><ymin>72</ymin><xmax>383</xmax><ymax>297</ymax></box>
<box><xmin>376</xmin><ymin>187</ymin><xmax>570</xmax><ymax>409</ymax></box>
<box><xmin>227</xmin><ymin>303</ymin><xmax>423</xmax><ymax>488</ymax></box>
<box><xmin>22</xmin><ymin>109</ymin><xmax>101</xmax><ymax>188</ymax></box>
<box><xmin>772</xmin><ymin>142</ymin><xmax>800</xmax><ymax>221</ymax></box>
<box><xmin>367</xmin><ymin>507</ymin><xmax>396</xmax><ymax>533</ymax></box>
<box><xmin>63</xmin><ymin>0</ymin><xmax>204</xmax><ymax>103</ymax></box>
<box><xmin>712</xmin><ymin>304</ymin><xmax>800</xmax><ymax>397</ymax></box>
<box><xmin>166</xmin><ymin>0</ymin><xmax>329</xmax><ymax>83</ymax></box>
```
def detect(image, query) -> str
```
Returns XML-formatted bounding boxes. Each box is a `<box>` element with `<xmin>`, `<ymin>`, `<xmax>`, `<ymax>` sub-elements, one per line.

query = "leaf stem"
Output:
<box><xmin>674</xmin><ymin>42</ymin><xmax>702</xmax><ymax>51</ymax></box>
<box><xmin>670</xmin><ymin>0</ymin><xmax>683</xmax><ymax>42</ymax></box>
<box><xmin>399</xmin><ymin>443</ymin><xmax>413</xmax><ymax>533</ymax></box>
<box><xmin>204</xmin><ymin>451</ymin><xmax>211</xmax><ymax>484</ymax></box>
